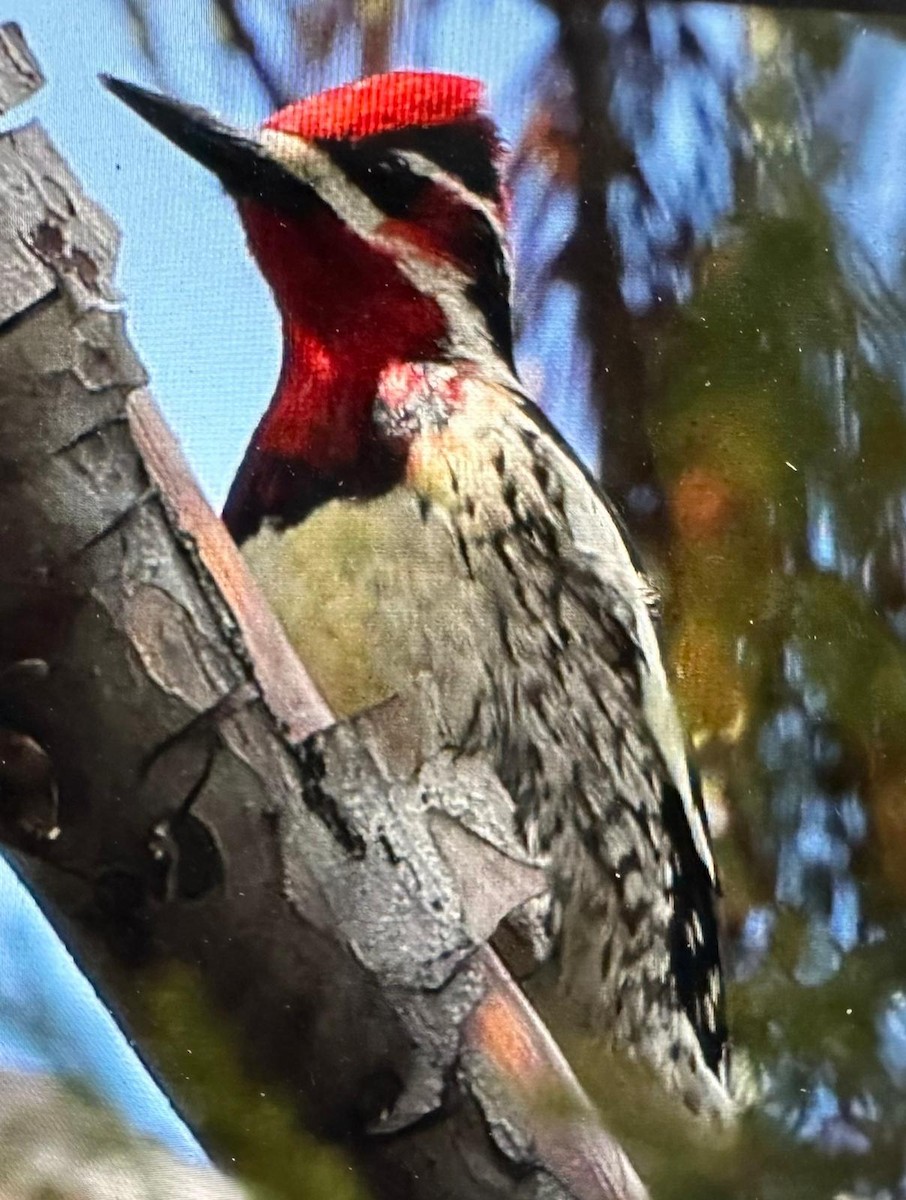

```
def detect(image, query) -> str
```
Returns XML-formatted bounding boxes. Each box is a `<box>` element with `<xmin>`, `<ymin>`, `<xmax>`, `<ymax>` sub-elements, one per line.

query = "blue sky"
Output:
<box><xmin>6</xmin><ymin>0</ymin><xmax>906</xmax><ymax>1161</ymax></box>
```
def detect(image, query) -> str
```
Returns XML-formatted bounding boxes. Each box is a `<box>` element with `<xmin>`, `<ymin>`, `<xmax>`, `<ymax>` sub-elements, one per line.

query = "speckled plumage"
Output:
<box><xmin>240</xmin><ymin>364</ymin><xmax>731</xmax><ymax>1117</ymax></box>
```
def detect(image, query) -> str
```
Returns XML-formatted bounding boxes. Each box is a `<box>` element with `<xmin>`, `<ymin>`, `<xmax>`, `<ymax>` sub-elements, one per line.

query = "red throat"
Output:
<box><xmin>240</xmin><ymin>200</ymin><xmax>446</xmax><ymax>471</ymax></box>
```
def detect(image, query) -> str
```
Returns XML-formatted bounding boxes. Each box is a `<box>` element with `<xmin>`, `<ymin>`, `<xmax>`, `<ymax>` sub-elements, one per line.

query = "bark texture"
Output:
<box><xmin>0</xmin><ymin>25</ymin><xmax>647</xmax><ymax>1200</ymax></box>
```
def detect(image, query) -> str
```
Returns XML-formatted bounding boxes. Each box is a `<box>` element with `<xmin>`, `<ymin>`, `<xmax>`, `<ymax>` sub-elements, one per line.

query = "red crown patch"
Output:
<box><xmin>263</xmin><ymin>70</ymin><xmax>484</xmax><ymax>140</ymax></box>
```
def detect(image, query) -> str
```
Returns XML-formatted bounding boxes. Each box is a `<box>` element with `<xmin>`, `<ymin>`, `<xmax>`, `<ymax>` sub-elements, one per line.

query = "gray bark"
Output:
<box><xmin>0</xmin><ymin>24</ymin><xmax>647</xmax><ymax>1200</ymax></box>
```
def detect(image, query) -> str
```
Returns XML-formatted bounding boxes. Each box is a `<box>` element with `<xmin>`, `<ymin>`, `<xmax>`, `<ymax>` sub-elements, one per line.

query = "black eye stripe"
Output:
<box><xmin>317</xmin><ymin>139</ymin><xmax>429</xmax><ymax>218</ymax></box>
<box><xmin>384</xmin><ymin>120</ymin><xmax>502</xmax><ymax>201</ymax></box>
<box><xmin>317</xmin><ymin>119</ymin><xmax>503</xmax><ymax>215</ymax></box>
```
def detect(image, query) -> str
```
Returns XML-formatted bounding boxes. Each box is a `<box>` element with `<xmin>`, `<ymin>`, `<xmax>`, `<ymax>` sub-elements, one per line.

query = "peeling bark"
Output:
<box><xmin>0</xmin><ymin>23</ymin><xmax>41</xmax><ymax>115</ymax></box>
<box><xmin>0</xmin><ymin>26</ymin><xmax>647</xmax><ymax>1200</ymax></box>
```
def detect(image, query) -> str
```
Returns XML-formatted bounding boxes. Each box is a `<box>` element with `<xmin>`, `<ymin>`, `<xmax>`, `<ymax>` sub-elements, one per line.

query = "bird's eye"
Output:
<box><xmin>320</xmin><ymin>138</ymin><xmax>428</xmax><ymax>218</ymax></box>
<box><xmin>364</xmin><ymin>154</ymin><xmax>406</xmax><ymax>181</ymax></box>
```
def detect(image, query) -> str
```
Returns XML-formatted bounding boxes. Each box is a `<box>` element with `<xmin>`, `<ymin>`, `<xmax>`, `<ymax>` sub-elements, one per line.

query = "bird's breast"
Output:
<box><xmin>240</xmin><ymin>484</ymin><xmax>497</xmax><ymax>722</ymax></box>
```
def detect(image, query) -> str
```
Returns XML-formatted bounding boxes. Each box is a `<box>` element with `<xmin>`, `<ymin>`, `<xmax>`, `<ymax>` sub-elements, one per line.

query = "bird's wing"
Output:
<box><xmin>505</xmin><ymin>397</ymin><xmax>728</xmax><ymax>1087</ymax></box>
<box><xmin>514</xmin><ymin>398</ymin><xmax>716</xmax><ymax>879</ymax></box>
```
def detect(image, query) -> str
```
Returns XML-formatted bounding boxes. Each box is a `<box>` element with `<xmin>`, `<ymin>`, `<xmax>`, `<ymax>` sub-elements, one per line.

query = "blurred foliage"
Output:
<box><xmin>138</xmin><ymin>963</ymin><xmax>367</xmax><ymax>1200</ymax></box>
<box><xmin>516</xmin><ymin>8</ymin><xmax>906</xmax><ymax>1186</ymax></box>
<box><xmin>649</xmin><ymin>9</ymin><xmax>906</xmax><ymax>1194</ymax></box>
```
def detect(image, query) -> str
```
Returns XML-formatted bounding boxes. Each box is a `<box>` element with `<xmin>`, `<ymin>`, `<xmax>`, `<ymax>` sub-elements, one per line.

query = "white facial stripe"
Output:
<box><xmin>394</xmin><ymin>148</ymin><xmax>509</xmax><ymax>248</ymax></box>
<box><xmin>259</xmin><ymin>128</ymin><xmax>387</xmax><ymax>235</ymax></box>
<box><xmin>257</xmin><ymin>128</ymin><xmax>520</xmax><ymax>389</ymax></box>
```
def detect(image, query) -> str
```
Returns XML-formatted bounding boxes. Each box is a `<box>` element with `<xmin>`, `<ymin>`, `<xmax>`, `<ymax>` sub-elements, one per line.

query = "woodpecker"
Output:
<box><xmin>104</xmin><ymin>71</ymin><xmax>731</xmax><ymax>1118</ymax></box>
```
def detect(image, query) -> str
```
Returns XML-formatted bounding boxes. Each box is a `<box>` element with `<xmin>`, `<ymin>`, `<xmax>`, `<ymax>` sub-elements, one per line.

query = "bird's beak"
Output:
<box><xmin>100</xmin><ymin>75</ymin><xmax>267</xmax><ymax>196</ymax></box>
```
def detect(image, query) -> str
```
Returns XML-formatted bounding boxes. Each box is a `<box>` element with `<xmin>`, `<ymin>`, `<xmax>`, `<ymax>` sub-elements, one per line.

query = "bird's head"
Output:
<box><xmin>103</xmin><ymin>72</ymin><xmax>515</xmax><ymax>474</ymax></box>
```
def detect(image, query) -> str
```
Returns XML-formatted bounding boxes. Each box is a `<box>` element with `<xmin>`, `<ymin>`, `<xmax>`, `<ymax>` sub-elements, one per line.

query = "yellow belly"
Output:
<box><xmin>241</xmin><ymin>488</ymin><xmax>488</xmax><ymax>719</ymax></box>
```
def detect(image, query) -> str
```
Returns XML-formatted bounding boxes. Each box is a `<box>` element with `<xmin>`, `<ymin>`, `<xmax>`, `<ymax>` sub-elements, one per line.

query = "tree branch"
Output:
<box><xmin>541</xmin><ymin>0</ymin><xmax>664</xmax><ymax>538</ymax></box>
